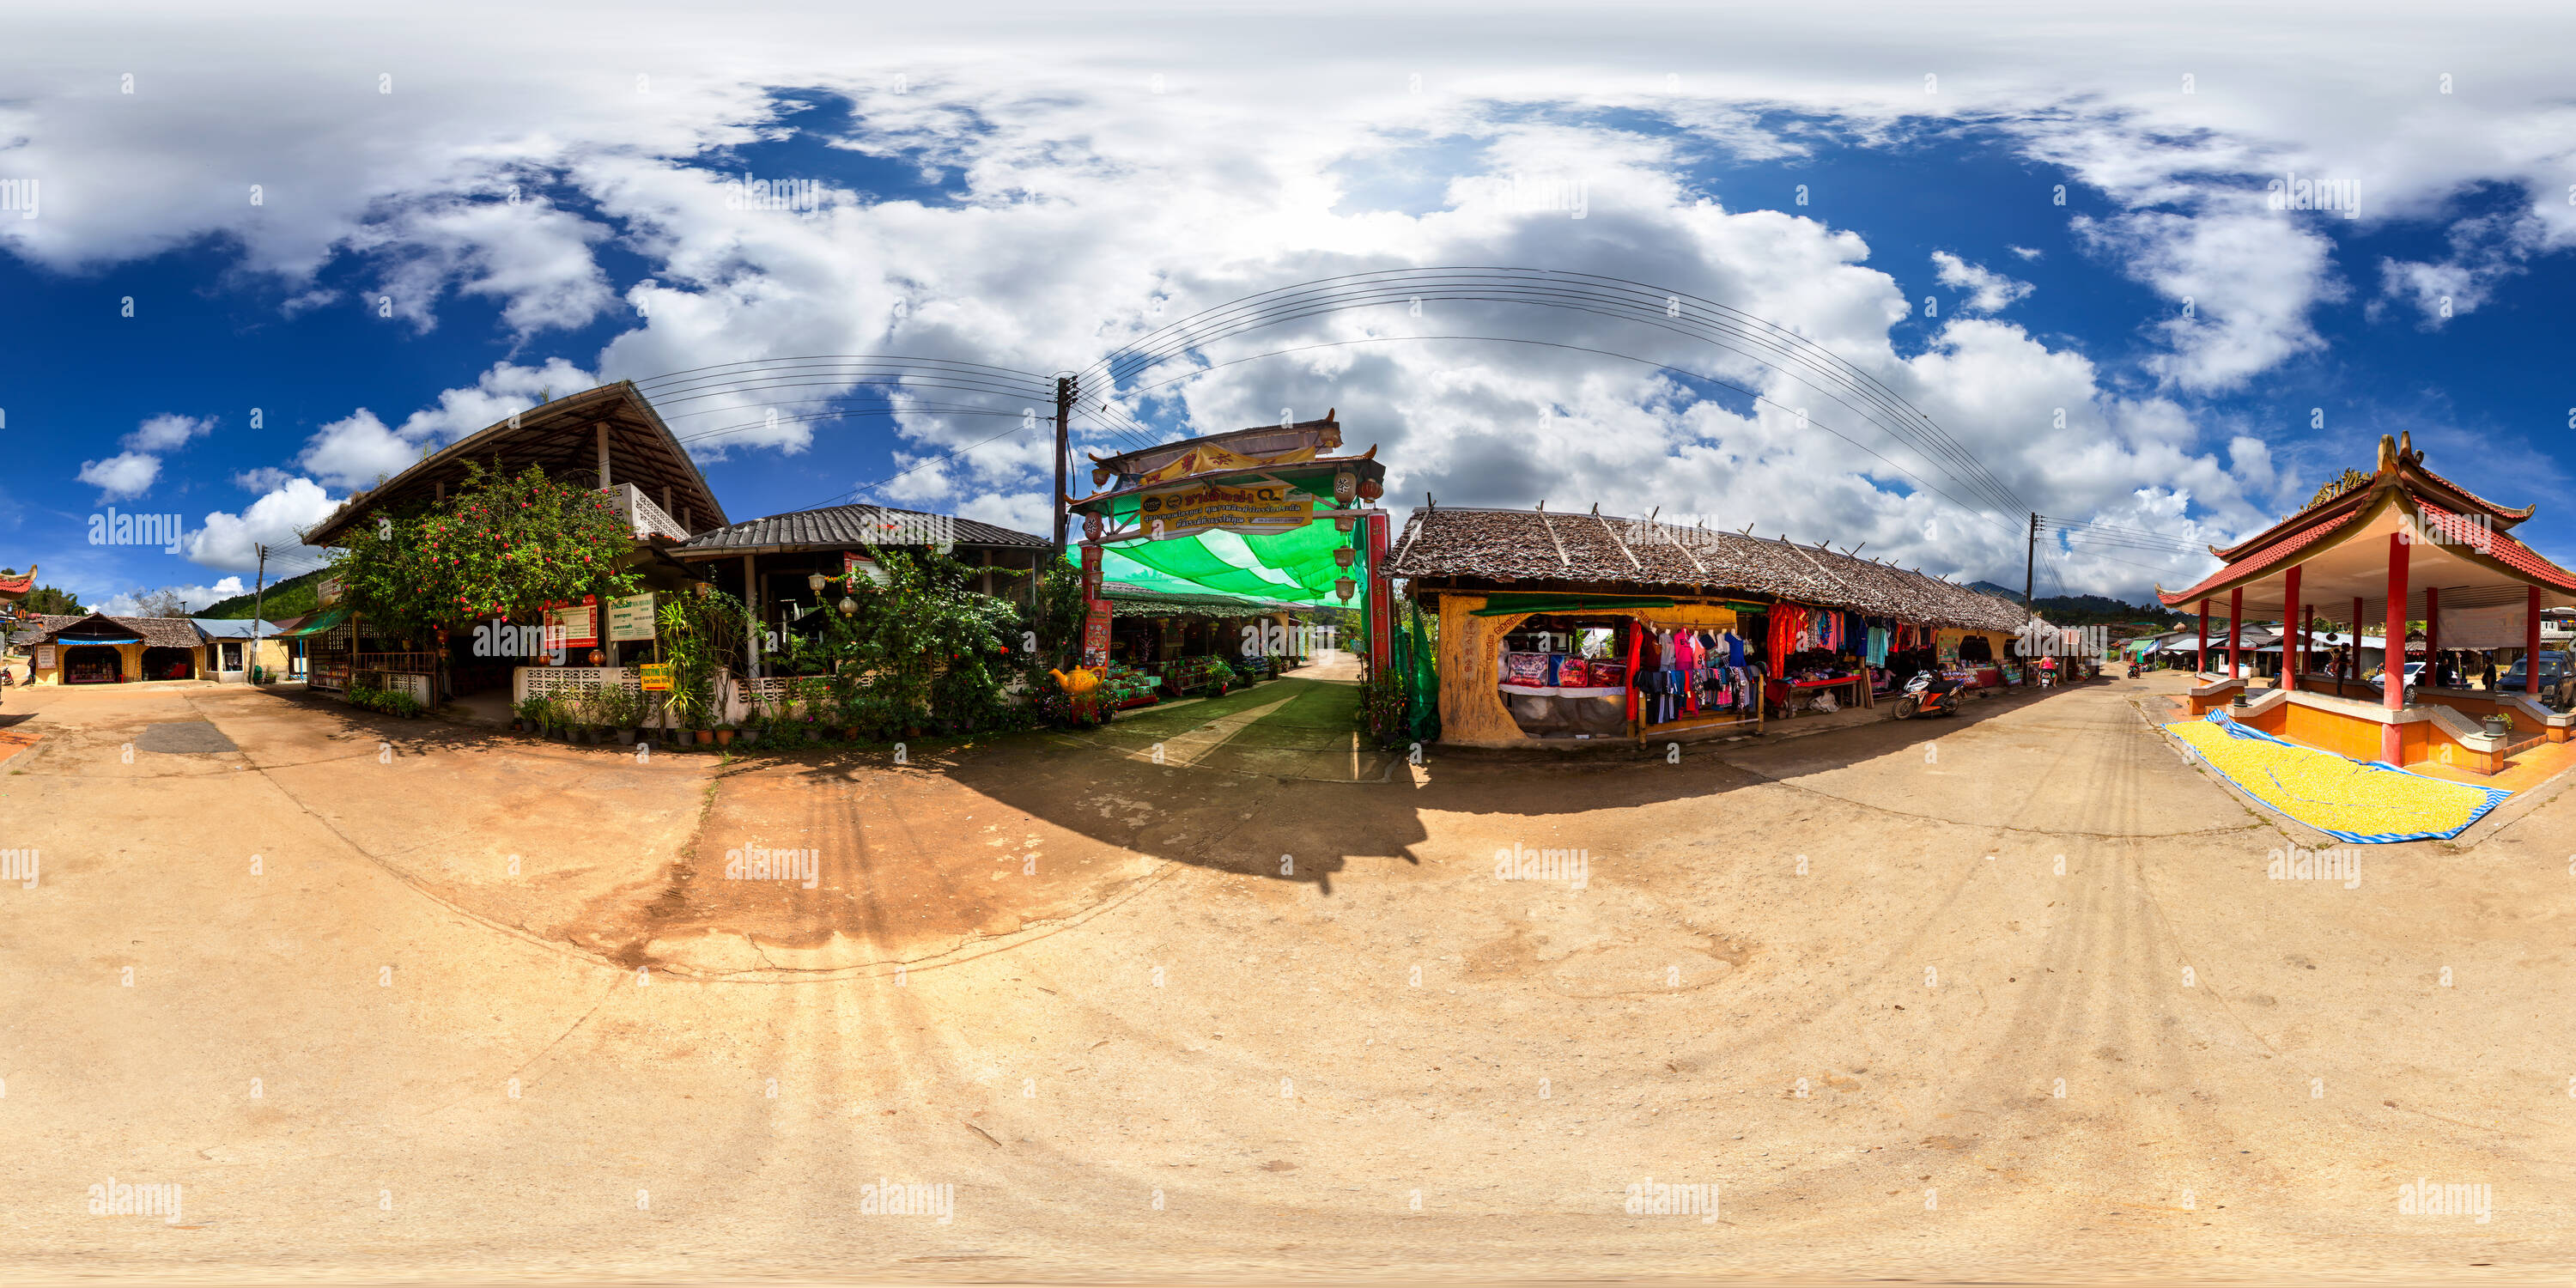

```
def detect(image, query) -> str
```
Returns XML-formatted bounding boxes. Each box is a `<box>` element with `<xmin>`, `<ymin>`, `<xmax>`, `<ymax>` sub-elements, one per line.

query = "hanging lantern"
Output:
<box><xmin>1357</xmin><ymin>477</ymin><xmax>1382</xmax><ymax>501</ymax></box>
<box><xmin>1333</xmin><ymin>471</ymin><xmax>1358</xmax><ymax>504</ymax></box>
<box><xmin>837</xmin><ymin>596</ymin><xmax>859</xmax><ymax>617</ymax></box>
<box><xmin>807</xmin><ymin>572</ymin><xmax>829</xmax><ymax>593</ymax></box>
<box><xmin>1083</xmin><ymin>513</ymin><xmax>1103</xmax><ymax>541</ymax></box>
<box><xmin>1334</xmin><ymin>546</ymin><xmax>1355</xmax><ymax>570</ymax></box>
<box><xmin>1335</xmin><ymin>515</ymin><xmax>1356</xmax><ymax>533</ymax></box>
<box><xmin>1334</xmin><ymin>577</ymin><xmax>1356</xmax><ymax>603</ymax></box>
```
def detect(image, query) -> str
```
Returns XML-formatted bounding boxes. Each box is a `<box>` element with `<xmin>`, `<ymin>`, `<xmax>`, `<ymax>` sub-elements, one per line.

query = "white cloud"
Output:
<box><xmin>234</xmin><ymin>466</ymin><xmax>295</xmax><ymax>493</ymax></box>
<box><xmin>1929</xmin><ymin>251</ymin><xmax>2033</xmax><ymax>313</ymax></box>
<box><xmin>19</xmin><ymin>4</ymin><xmax>2576</xmax><ymax>601</ymax></box>
<box><xmin>97</xmin><ymin>577</ymin><xmax>244</xmax><ymax>617</ymax></box>
<box><xmin>296</xmin><ymin>358</ymin><xmax>599</xmax><ymax>489</ymax></box>
<box><xmin>185</xmin><ymin>477</ymin><xmax>343</xmax><ymax>573</ymax></box>
<box><xmin>76</xmin><ymin>452</ymin><xmax>161</xmax><ymax>500</ymax></box>
<box><xmin>2075</xmin><ymin>207</ymin><xmax>2342</xmax><ymax>392</ymax></box>
<box><xmin>125</xmin><ymin>413</ymin><xmax>213</xmax><ymax>453</ymax></box>
<box><xmin>2378</xmin><ymin>210</ymin><xmax>2546</xmax><ymax>326</ymax></box>
<box><xmin>2008</xmin><ymin>245</ymin><xmax>2043</xmax><ymax>261</ymax></box>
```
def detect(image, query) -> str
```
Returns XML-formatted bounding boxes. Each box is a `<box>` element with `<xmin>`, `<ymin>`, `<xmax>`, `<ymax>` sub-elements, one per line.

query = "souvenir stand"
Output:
<box><xmin>1388</xmin><ymin>506</ymin><xmax>2037</xmax><ymax>750</ymax></box>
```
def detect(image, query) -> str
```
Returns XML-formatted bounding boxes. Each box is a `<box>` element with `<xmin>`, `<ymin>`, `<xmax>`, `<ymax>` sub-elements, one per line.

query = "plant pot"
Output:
<box><xmin>622</xmin><ymin>727</ymin><xmax>643</xmax><ymax>745</ymax></box>
<box><xmin>844</xmin><ymin>726</ymin><xmax>862</xmax><ymax>741</ymax></box>
<box><xmin>738</xmin><ymin>730</ymin><xmax>762</xmax><ymax>747</ymax></box>
<box><xmin>2483</xmin><ymin>715</ymin><xmax>2509</xmax><ymax>738</ymax></box>
<box><xmin>714</xmin><ymin>729</ymin><xmax>734</xmax><ymax>746</ymax></box>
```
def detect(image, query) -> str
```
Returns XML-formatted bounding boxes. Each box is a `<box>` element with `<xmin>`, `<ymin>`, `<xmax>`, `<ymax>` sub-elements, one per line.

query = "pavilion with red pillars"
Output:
<box><xmin>2156</xmin><ymin>433</ymin><xmax>2576</xmax><ymax>775</ymax></box>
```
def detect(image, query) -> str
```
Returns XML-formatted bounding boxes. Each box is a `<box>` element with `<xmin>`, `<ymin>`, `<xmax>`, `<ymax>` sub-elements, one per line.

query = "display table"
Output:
<box><xmin>1778</xmin><ymin>673</ymin><xmax>1866</xmax><ymax>714</ymax></box>
<box><xmin>1946</xmin><ymin>666</ymin><xmax>2005</xmax><ymax>690</ymax></box>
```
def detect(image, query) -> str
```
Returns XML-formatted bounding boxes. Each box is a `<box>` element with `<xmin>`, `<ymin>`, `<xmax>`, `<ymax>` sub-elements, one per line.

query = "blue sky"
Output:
<box><xmin>5</xmin><ymin>3</ymin><xmax>2573</xmax><ymax>613</ymax></box>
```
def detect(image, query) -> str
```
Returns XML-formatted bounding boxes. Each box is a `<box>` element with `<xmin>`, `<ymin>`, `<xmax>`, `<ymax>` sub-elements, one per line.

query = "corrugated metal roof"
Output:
<box><xmin>676</xmin><ymin>503</ymin><xmax>1048</xmax><ymax>556</ymax></box>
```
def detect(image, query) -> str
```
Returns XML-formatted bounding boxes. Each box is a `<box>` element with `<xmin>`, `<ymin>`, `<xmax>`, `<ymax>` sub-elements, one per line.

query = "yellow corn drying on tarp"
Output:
<box><xmin>2164</xmin><ymin>711</ymin><xmax>2508</xmax><ymax>842</ymax></box>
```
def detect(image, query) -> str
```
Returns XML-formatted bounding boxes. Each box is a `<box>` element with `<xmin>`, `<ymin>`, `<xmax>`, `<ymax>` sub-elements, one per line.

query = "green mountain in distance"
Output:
<box><xmin>198</xmin><ymin>568</ymin><xmax>329</xmax><ymax>620</ymax></box>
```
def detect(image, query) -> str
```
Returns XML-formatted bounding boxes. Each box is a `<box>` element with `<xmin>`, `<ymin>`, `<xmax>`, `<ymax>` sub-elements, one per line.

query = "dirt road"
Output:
<box><xmin>0</xmin><ymin>674</ymin><xmax>2564</xmax><ymax>1281</ymax></box>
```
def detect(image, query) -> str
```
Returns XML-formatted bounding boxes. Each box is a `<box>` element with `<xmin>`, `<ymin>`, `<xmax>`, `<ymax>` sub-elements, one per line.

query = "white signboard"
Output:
<box><xmin>608</xmin><ymin>592</ymin><xmax>656</xmax><ymax>642</ymax></box>
<box><xmin>2438</xmin><ymin>601</ymin><xmax>2527</xmax><ymax>650</ymax></box>
<box><xmin>35</xmin><ymin>646</ymin><xmax>55</xmax><ymax>670</ymax></box>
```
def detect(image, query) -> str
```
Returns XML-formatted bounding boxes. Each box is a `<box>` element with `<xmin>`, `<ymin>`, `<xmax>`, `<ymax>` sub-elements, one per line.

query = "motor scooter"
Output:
<box><xmin>1892</xmin><ymin>670</ymin><xmax>1963</xmax><ymax>720</ymax></box>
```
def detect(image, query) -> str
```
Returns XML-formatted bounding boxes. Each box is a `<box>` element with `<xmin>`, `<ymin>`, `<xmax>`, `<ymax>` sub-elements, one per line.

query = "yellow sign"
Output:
<box><xmin>638</xmin><ymin>663</ymin><xmax>673</xmax><ymax>692</ymax></box>
<box><xmin>1136</xmin><ymin>483</ymin><xmax>1313</xmax><ymax>538</ymax></box>
<box><xmin>1137</xmin><ymin>443</ymin><xmax>1319</xmax><ymax>488</ymax></box>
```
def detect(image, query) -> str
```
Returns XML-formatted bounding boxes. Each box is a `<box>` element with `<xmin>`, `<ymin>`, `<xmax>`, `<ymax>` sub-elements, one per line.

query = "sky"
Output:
<box><xmin>5</xmin><ymin>1</ymin><xmax>2575</xmax><ymax>617</ymax></box>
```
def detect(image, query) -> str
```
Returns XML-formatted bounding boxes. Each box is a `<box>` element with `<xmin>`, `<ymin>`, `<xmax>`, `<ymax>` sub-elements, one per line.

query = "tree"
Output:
<box><xmin>332</xmin><ymin>461</ymin><xmax>641</xmax><ymax>639</ymax></box>
<box><xmin>135</xmin><ymin>588</ymin><xmax>189</xmax><ymax>618</ymax></box>
<box><xmin>21</xmin><ymin>586</ymin><xmax>85</xmax><ymax>616</ymax></box>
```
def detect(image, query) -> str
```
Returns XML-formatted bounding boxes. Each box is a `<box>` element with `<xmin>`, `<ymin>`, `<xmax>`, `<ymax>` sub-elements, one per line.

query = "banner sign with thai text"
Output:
<box><xmin>1136</xmin><ymin>482</ymin><xmax>1313</xmax><ymax>538</ymax></box>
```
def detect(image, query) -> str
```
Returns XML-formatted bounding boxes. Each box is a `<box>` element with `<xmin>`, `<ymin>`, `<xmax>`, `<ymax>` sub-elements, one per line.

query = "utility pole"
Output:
<box><xmin>2022</xmin><ymin>512</ymin><xmax>2038</xmax><ymax>612</ymax></box>
<box><xmin>1052</xmin><ymin>374</ymin><xmax>1075</xmax><ymax>560</ymax></box>
<box><xmin>249</xmin><ymin>544</ymin><xmax>269</xmax><ymax>685</ymax></box>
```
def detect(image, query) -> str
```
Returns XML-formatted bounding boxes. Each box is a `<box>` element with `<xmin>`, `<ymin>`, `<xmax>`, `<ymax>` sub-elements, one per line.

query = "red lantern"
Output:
<box><xmin>1357</xmin><ymin>477</ymin><xmax>1382</xmax><ymax>501</ymax></box>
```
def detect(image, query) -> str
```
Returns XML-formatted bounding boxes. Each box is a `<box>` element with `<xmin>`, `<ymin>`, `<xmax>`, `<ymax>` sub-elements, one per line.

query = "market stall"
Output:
<box><xmin>1389</xmin><ymin>507</ymin><xmax>2036</xmax><ymax>750</ymax></box>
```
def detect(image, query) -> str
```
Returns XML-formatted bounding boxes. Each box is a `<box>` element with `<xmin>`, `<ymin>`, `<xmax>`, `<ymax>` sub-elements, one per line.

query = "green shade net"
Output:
<box><xmin>1078</xmin><ymin>487</ymin><xmax>1362</xmax><ymax>607</ymax></box>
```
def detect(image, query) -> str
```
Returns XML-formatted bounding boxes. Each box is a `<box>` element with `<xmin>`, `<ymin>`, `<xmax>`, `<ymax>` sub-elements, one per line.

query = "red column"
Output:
<box><xmin>2424</xmin><ymin>586</ymin><xmax>2439</xmax><ymax>683</ymax></box>
<box><xmin>2228</xmin><ymin>587</ymin><xmax>2243</xmax><ymax>682</ymax></box>
<box><xmin>1365</xmin><ymin>512</ymin><xmax>1393</xmax><ymax>677</ymax></box>
<box><xmin>2196</xmin><ymin>598</ymin><xmax>2209</xmax><ymax>675</ymax></box>
<box><xmin>2383</xmin><ymin>532</ymin><xmax>2409</xmax><ymax>764</ymax></box>
<box><xmin>2283</xmin><ymin>566</ymin><xmax>2302</xmax><ymax>692</ymax></box>
<box><xmin>2526</xmin><ymin>585</ymin><xmax>2543</xmax><ymax>695</ymax></box>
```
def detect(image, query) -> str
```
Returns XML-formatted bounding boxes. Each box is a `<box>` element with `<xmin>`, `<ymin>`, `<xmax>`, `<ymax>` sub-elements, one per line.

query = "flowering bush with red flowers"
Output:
<box><xmin>332</xmin><ymin>461</ymin><xmax>642</xmax><ymax>640</ymax></box>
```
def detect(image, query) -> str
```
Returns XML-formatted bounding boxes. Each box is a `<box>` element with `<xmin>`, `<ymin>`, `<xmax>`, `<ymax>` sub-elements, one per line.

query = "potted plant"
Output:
<box><xmin>2484</xmin><ymin>711</ymin><xmax>2513</xmax><ymax>738</ymax></box>
<box><xmin>513</xmin><ymin>696</ymin><xmax>547</xmax><ymax>732</ymax></box>
<box><xmin>714</xmin><ymin>721</ymin><xmax>736</xmax><ymax>747</ymax></box>
<box><xmin>737</xmin><ymin>718</ymin><xmax>763</xmax><ymax>749</ymax></box>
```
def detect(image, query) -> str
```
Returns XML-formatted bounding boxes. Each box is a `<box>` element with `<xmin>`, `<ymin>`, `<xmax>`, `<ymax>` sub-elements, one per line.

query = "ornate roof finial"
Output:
<box><xmin>2376</xmin><ymin>434</ymin><xmax>2397</xmax><ymax>475</ymax></box>
<box><xmin>2398</xmin><ymin>429</ymin><xmax>2414</xmax><ymax>463</ymax></box>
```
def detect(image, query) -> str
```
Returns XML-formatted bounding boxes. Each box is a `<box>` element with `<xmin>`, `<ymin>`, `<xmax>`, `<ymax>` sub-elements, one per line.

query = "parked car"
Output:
<box><xmin>2366</xmin><ymin>660</ymin><xmax>2424</xmax><ymax>690</ymax></box>
<box><xmin>2499</xmin><ymin>650</ymin><xmax>2571</xmax><ymax>691</ymax></box>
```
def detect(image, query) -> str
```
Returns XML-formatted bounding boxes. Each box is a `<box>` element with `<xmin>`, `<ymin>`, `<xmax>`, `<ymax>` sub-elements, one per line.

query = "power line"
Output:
<box><xmin>1085</xmin><ymin>268</ymin><xmax>2034</xmax><ymax>520</ymax></box>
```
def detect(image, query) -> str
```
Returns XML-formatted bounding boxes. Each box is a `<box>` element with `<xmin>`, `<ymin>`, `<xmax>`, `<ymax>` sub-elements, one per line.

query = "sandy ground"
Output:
<box><xmin>0</xmin><ymin>671</ymin><xmax>2567</xmax><ymax>1284</ymax></box>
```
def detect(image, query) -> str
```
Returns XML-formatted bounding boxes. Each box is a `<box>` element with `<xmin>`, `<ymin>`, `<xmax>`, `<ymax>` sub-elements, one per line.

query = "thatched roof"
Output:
<box><xmin>1388</xmin><ymin>507</ymin><xmax>2032</xmax><ymax>632</ymax></box>
<box><xmin>9</xmin><ymin>612</ymin><xmax>210</xmax><ymax>649</ymax></box>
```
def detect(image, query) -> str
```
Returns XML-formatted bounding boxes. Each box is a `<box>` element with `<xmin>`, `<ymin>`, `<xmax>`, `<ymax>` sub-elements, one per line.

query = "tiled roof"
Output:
<box><xmin>2161</xmin><ymin>497</ymin><xmax>2576</xmax><ymax>607</ymax></box>
<box><xmin>2417</xmin><ymin>501</ymin><xmax>2576</xmax><ymax>592</ymax></box>
<box><xmin>677</xmin><ymin>503</ymin><xmax>1048</xmax><ymax>555</ymax></box>
<box><xmin>1388</xmin><ymin>507</ymin><xmax>2031</xmax><ymax>632</ymax></box>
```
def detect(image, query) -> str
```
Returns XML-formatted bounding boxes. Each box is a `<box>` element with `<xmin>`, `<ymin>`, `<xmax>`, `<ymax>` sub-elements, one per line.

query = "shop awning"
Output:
<box><xmin>273</xmin><ymin>606</ymin><xmax>350</xmax><ymax>637</ymax></box>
